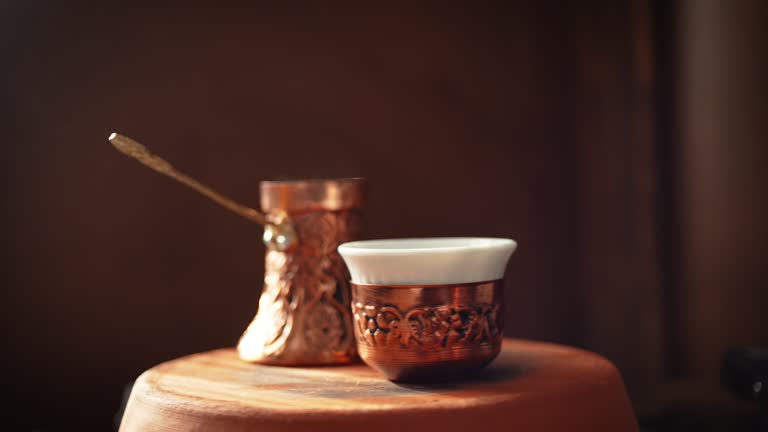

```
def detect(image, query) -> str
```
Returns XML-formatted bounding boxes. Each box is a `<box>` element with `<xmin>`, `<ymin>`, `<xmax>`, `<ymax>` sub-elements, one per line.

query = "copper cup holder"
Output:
<box><xmin>351</xmin><ymin>280</ymin><xmax>504</xmax><ymax>381</ymax></box>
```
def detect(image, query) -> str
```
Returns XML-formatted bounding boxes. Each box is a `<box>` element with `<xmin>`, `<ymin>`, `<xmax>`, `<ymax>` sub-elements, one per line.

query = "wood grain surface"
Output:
<box><xmin>120</xmin><ymin>339</ymin><xmax>638</xmax><ymax>432</ymax></box>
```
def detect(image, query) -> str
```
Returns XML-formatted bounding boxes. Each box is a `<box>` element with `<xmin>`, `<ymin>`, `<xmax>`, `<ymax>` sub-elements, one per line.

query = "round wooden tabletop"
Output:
<box><xmin>120</xmin><ymin>339</ymin><xmax>638</xmax><ymax>432</ymax></box>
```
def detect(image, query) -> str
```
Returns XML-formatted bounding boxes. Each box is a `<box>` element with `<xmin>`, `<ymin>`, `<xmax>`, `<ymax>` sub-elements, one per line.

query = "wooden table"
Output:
<box><xmin>120</xmin><ymin>339</ymin><xmax>638</xmax><ymax>431</ymax></box>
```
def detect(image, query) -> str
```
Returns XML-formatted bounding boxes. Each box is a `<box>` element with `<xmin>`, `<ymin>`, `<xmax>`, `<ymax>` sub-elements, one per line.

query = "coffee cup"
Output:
<box><xmin>338</xmin><ymin>237</ymin><xmax>516</xmax><ymax>381</ymax></box>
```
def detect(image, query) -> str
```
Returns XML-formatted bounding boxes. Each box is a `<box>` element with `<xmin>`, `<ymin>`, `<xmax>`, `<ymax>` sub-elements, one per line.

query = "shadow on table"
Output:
<box><xmin>391</xmin><ymin>361</ymin><xmax>531</xmax><ymax>392</ymax></box>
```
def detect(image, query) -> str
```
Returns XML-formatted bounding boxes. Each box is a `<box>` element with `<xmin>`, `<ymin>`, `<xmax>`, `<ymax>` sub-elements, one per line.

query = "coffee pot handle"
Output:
<box><xmin>108</xmin><ymin>132</ymin><xmax>297</xmax><ymax>251</ymax></box>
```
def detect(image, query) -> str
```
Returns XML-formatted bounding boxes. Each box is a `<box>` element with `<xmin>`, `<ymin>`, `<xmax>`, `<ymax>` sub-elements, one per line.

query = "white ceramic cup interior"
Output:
<box><xmin>337</xmin><ymin>237</ymin><xmax>517</xmax><ymax>285</ymax></box>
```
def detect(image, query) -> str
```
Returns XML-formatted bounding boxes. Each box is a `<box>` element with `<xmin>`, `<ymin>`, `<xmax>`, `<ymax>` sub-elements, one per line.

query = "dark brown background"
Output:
<box><xmin>3</xmin><ymin>1</ymin><xmax>767</xmax><ymax>430</ymax></box>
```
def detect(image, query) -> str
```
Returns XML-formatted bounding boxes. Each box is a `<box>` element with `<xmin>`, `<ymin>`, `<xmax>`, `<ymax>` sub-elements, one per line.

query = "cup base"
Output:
<box><xmin>359</xmin><ymin>344</ymin><xmax>501</xmax><ymax>382</ymax></box>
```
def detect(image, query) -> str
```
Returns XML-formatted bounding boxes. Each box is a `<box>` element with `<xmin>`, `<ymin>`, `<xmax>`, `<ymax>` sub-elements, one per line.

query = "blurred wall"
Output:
<box><xmin>3</xmin><ymin>0</ymin><xmax>766</xmax><ymax>430</ymax></box>
<box><xmin>3</xmin><ymin>3</ymin><xmax>585</xmax><ymax>428</ymax></box>
<box><xmin>677</xmin><ymin>0</ymin><xmax>768</xmax><ymax>380</ymax></box>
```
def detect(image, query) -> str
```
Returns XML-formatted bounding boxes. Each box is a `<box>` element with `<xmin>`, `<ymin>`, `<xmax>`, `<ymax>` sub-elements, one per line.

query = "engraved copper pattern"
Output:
<box><xmin>353</xmin><ymin>302</ymin><xmax>501</xmax><ymax>349</ymax></box>
<box><xmin>238</xmin><ymin>179</ymin><xmax>364</xmax><ymax>365</ymax></box>
<box><xmin>351</xmin><ymin>280</ymin><xmax>504</xmax><ymax>381</ymax></box>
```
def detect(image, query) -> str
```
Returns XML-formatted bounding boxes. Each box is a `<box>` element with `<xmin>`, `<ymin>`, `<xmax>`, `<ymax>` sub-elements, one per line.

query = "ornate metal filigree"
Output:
<box><xmin>352</xmin><ymin>302</ymin><xmax>502</xmax><ymax>349</ymax></box>
<box><xmin>349</xmin><ymin>280</ymin><xmax>504</xmax><ymax>380</ymax></box>
<box><xmin>238</xmin><ymin>204</ymin><xmax>363</xmax><ymax>365</ymax></box>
